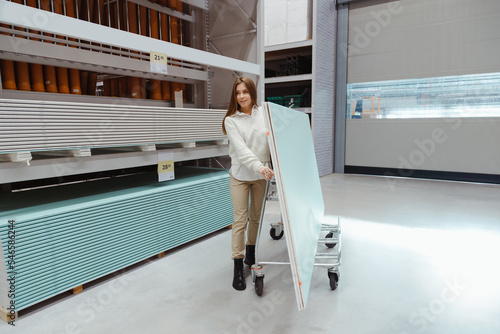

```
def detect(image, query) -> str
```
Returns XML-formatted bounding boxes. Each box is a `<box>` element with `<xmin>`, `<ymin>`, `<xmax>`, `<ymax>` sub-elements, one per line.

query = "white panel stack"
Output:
<box><xmin>0</xmin><ymin>99</ymin><xmax>227</xmax><ymax>154</ymax></box>
<box><xmin>265</xmin><ymin>0</ymin><xmax>312</xmax><ymax>46</ymax></box>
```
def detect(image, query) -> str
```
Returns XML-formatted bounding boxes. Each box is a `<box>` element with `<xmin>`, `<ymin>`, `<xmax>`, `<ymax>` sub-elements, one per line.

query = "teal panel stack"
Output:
<box><xmin>0</xmin><ymin>167</ymin><xmax>231</xmax><ymax>311</ymax></box>
<box><xmin>266</xmin><ymin>96</ymin><xmax>285</xmax><ymax>106</ymax></box>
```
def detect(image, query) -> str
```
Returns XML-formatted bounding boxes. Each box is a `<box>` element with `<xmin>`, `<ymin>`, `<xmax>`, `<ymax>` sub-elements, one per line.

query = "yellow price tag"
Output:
<box><xmin>150</xmin><ymin>51</ymin><xmax>168</xmax><ymax>74</ymax></box>
<box><xmin>158</xmin><ymin>152</ymin><xmax>174</xmax><ymax>182</ymax></box>
<box><xmin>158</xmin><ymin>160</ymin><xmax>174</xmax><ymax>174</ymax></box>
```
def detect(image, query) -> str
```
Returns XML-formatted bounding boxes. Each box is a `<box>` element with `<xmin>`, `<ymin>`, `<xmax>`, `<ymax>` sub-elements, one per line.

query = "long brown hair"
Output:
<box><xmin>222</xmin><ymin>76</ymin><xmax>258</xmax><ymax>135</ymax></box>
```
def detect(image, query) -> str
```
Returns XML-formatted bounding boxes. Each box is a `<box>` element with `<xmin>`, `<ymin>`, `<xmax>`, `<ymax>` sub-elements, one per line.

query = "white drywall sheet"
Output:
<box><xmin>264</xmin><ymin>102</ymin><xmax>324</xmax><ymax>310</ymax></box>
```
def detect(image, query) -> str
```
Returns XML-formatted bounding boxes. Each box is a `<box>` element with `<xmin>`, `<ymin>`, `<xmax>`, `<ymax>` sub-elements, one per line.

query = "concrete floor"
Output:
<box><xmin>2</xmin><ymin>173</ymin><xmax>500</xmax><ymax>334</ymax></box>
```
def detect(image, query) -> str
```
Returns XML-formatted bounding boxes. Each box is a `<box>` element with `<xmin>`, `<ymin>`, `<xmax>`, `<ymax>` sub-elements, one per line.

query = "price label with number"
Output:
<box><xmin>158</xmin><ymin>152</ymin><xmax>175</xmax><ymax>182</ymax></box>
<box><xmin>150</xmin><ymin>51</ymin><xmax>168</xmax><ymax>74</ymax></box>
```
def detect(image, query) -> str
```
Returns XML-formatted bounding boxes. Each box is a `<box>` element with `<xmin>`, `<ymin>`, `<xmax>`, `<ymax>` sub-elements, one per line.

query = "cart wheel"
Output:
<box><xmin>270</xmin><ymin>227</ymin><xmax>284</xmax><ymax>240</ymax></box>
<box><xmin>255</xmin><ymin>276</ymin><xmax>264</xmax><ymax>296</ymax></box>
<box><xmin>325</xmin><ymin>231</ymin><xmax>337</xmax><ymax>248</ymax></box>
<box><xmin>328</xmin><ymin>272</ymin><xmax>339</xmax><ymax>290</ymax></box>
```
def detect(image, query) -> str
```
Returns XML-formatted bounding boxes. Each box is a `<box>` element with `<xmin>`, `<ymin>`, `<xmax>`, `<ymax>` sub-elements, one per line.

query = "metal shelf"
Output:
<box><xmin>264</xmin><ymin>39</ymin><xmax>313</xmax><ymax>53</ymax></box>
<box><xmin>0</xmin><ymin>1</ymin><xmax>260</xmax><ymax>76</ymax></box>
<box><xmin>0</xmin><ymin>35</ymin><xmax>205</xmax><ymax>84</ymax></box>
<box><xmin>263</xmin><ymin>7</ymin><xmax>318</xmax><ymax>152</ymax></box>
<box><xmin>127</xmin><ymin>0</ymin><xmax>197</xmax><ymax>21</ymax></box>
<box><xmin>0</xmin><ymin>0</ymin><xmax>264</xmax><ymax>185</ymax></box>
<box><xmin>265</xmin><ymin>74</ymin><xmax>312</xmax><ymax>85</ymax></box>
<box><xmin>0</xmin><ymin>144</ymin><xmax>228</xmax><ymax>184</ymax></box>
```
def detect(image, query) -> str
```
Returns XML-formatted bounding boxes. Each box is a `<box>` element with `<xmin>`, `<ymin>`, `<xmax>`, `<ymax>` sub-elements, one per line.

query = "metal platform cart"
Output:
<box><xmin>251</xmin><ymin>179</ymin><xmax>342</xmax><ymax>296</ymax></box>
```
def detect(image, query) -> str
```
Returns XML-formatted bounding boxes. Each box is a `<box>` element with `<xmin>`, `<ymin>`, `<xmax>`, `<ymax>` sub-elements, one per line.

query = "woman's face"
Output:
<box><xmin>235</xmin><ymin>83</ymin><xmax>252</xmax><ymax>110</ymax></box>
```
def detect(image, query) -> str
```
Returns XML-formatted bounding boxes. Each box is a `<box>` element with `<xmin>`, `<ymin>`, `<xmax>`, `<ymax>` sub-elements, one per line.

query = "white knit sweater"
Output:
<box><xmin>224</xmin><ymin>105</ymin><xmax>270</xmax><ymax>181</ymax></box>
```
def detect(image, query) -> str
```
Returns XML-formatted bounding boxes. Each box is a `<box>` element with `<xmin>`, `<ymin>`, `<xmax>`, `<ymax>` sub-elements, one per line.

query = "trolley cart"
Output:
<box><xmin>250</xmin><ymin>179</ymin><xmax>342</xmax><ymax>296</ymax></box>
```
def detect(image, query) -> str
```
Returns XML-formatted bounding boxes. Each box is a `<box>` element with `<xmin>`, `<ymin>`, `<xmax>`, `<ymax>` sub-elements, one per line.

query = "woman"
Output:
<box><xmin>222</xmin><ymin>77</ymin><xmax>274</xmax><ymax>291</ymax></box>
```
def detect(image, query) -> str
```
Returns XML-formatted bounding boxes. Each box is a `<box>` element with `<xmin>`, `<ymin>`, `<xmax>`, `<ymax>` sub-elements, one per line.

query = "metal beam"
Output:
<box><xmin>210</xmin><ymin>29</ymin><xmax>257</xmax><ymax>41</ymax></box>
<box><xmin>0</xmin><ymin>0</ymin><xmax>260</xmax><ymax>75</ymax></box>
<box><xmin>334</xmin><ymin>3</ymin><xmax>348</xmax><ymax>173</ymax></box>
<box><xmin>127</xmin><ymin>0</ymin><xmax>195</xmax><ymax>22</ymax></box>
<box><xmin>337</xmin><ymin>0</ymin><xmax>394</xmax><ymax>4</ymax></box>
<box><xmin>265</xmin><ymin>74</ymin><xmax>313</xmax><ymax>85</ymax></box>
<box><xmin>0</xmin><ymin>36</ymin><xmax>207</xmax><ymax>83</ymax></box>
<box><xmin>337</xmin><ymin>0</ymin><xmax>363</xmax><ymax>4</ymax></box>
<box><xmin>231</xmin><ymin>0</ymin><xmax>257</xmax><ymax>29</ymax></box>
<box><xmin>0</xmin><ymin>145</ymin><xmax>229</xmax><ymax>184</ymax></box>
<box><xmin>257</xmin><ymin>0</ymin><xmax>265</xmax><ymax>103</ymax></box>
<box><xmin>264</xmin><ymin>40</ymin><xmax>313</xmax><ymax>53</ymax></box>
<box><xmin>179</xmin><ymin>0</ymin><xmax>206</xmax><ymax>10</ymax></box>
<box><xmin>209</xmin><ymin>41</ymin><xmax>241</xmax><ymax>79</ymax></box>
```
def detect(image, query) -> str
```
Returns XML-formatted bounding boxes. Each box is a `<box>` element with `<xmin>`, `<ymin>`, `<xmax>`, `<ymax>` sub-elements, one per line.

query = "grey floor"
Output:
<box><xmin>2</xmin><ymin>173</ymin><xmax>500</xmax><ymax>334</ymax></box>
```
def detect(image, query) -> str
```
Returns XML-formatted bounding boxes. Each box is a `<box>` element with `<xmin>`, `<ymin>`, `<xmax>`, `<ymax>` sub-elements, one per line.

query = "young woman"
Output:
<box><xmin>222</xmin><ymin>77</ymin><xmax>274</xmax><ymax>291</ymax></box>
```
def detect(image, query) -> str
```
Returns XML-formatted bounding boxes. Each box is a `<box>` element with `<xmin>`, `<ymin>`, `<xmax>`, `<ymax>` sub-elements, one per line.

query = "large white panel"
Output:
<box><xmin>346</xmin><ymin>117</ymin><xmax>500</xmax><ymax>175</ymax></box>
<box><xmin>265</xmin><ymin>0</ymin><xmax>288</xmax><ymax>46</ymax></box>
<box><xmin>0</xmin><ymin>99</ymin><xmax>227</xmax><ymax>153</ymax></box>
<box><xmin>264</xmin><ymin>0</ymin><xmax>311</xmax><ymax>46</ymax></box>
<box><xmin>286</xmin><ymin>0</ymin><xmax>312</xmax><ymax>43</ymax></box>
<box><xmin>264</xmin><ymin>103</ymin><xmax>324</xmax><ymax>310</ymax></box>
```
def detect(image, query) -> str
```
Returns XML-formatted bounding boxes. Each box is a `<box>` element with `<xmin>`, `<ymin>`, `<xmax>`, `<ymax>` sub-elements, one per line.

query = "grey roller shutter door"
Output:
<box><xmin>347</xmin><ymin>0</ymin><xmax>500</xmax><ymax>84</ymax></box>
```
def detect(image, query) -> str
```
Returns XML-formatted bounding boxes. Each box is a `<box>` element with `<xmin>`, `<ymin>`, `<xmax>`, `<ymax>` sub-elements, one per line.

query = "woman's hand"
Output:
<box><xmin>258</xmin><ymin>166</ymin><xmax>274</xmax><ymax>180</ymax></box>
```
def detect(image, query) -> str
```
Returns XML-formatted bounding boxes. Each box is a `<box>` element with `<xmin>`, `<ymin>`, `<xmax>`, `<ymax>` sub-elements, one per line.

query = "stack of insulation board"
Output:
<box><xmin>0</xmin><ymin>167</ymin><xmax>231</xmax><ymax>311</ymax></box>
<box><xmin>0</xmin><ymin>99</ymin><xmax>227</xmax><ymax>154</ymax></box>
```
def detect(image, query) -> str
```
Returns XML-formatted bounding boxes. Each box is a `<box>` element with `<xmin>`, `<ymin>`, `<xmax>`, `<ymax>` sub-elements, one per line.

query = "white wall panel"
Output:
<box><xmin>346</xmin><ymin>118</ymin><xmax>500</xmax><ymax>175</ymax></box>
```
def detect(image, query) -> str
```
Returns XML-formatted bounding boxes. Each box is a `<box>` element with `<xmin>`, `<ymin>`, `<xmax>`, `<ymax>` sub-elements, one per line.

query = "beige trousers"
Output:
<box><xmin>229</xmin><ymin>173</ymin><xmax>267</xmax><ymax>260</ymax></box>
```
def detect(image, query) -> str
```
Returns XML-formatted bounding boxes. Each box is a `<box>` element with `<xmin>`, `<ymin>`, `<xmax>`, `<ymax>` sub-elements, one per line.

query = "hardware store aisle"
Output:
<box><xmin>2</xmin><ymin>174</ymin><xmax>500</xmax><ymax>334</ymax></box>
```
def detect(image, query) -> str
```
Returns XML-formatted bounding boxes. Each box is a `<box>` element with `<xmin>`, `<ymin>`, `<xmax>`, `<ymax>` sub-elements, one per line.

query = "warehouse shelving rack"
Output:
<box><xmin>0</xmin><ymin>0</ymin><xmax>264</xmax><ymax>185</ymax></box>
<box><xmin>263</xmin><ymin>0</ymin><xmax>337</xmax><ymax>177</ymax></box>
<box><xmin>265</xmin><ymin>40</ymin><xmax>313</xmax><ymax>115</ymax></box>
<box><xmin>0</xmin><ymin>0</ymin><xmax>264</xmax><ymax>321</ymax></box>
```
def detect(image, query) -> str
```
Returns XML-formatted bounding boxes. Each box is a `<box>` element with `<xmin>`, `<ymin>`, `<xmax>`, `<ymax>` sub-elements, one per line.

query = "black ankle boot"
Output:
<box><xmin>232</xmin><ymin>259</ymin><xmax>246</xmax><ymax>291</ymax></box>
<box><xmin>244</xmin><ymin>245</ymin><xmax>255</xmax><ymax>267</ymax></box>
